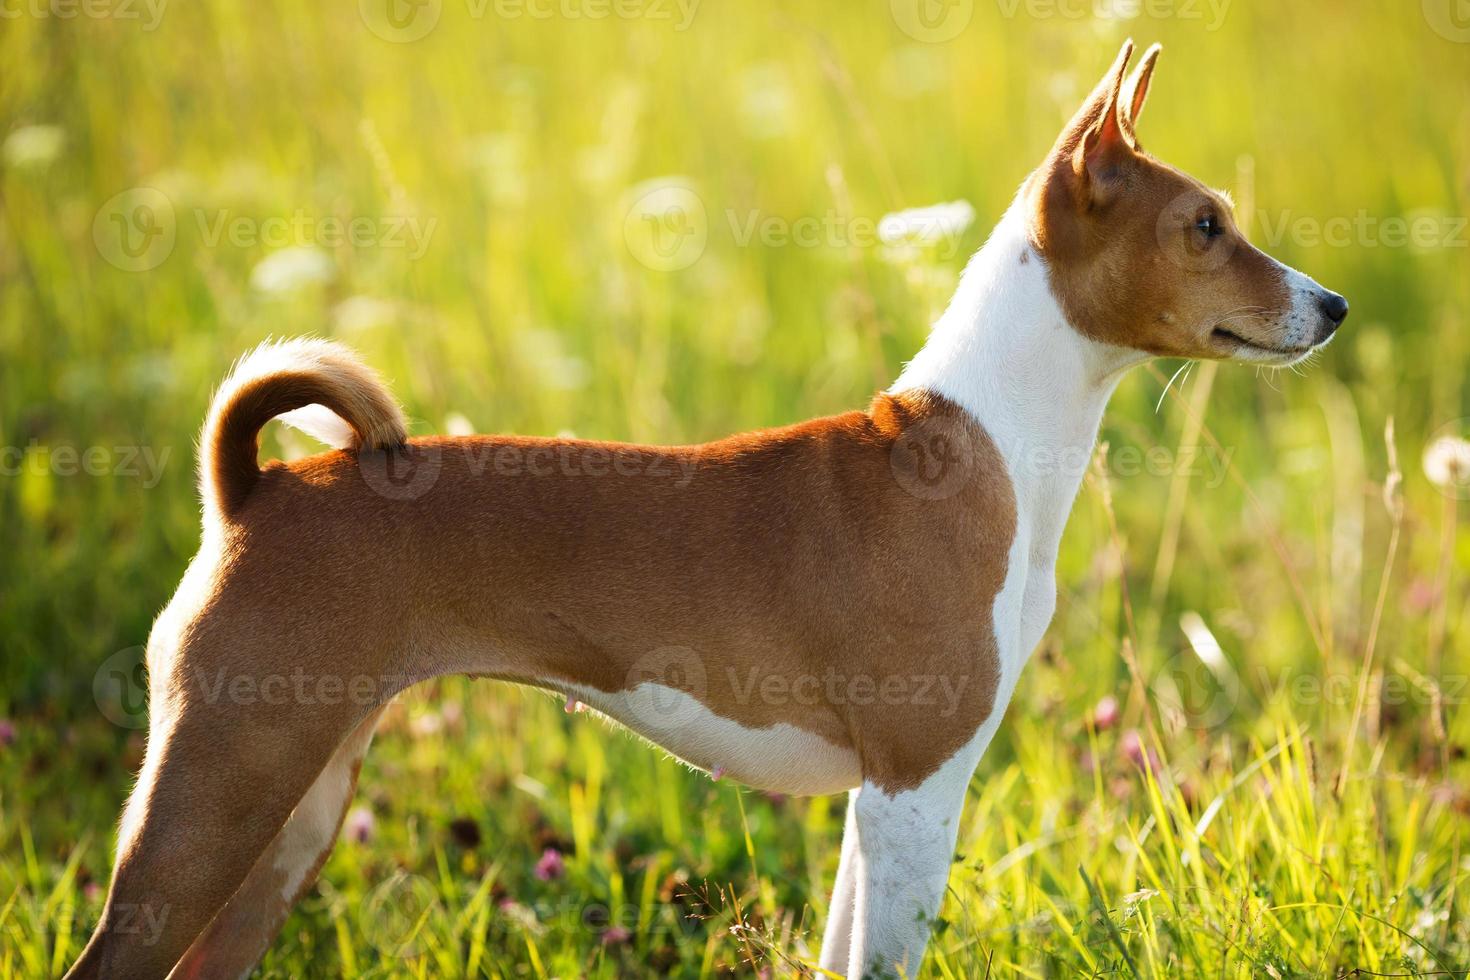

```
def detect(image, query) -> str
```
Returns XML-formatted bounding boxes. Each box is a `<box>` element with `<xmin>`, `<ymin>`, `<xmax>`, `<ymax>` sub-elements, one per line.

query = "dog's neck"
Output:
<box><xmin>891</xmin><ymin>192</ymin><xmax>1147</xmax><ymax>546</ymax></box>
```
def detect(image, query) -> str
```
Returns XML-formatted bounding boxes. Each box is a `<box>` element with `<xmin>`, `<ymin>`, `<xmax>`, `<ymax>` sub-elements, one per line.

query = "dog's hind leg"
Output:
<box><xmin>63</xmin><ymin>659</ymin><xmax>379</xmax><ymax>980</ymax></box>
<box><xmin>167</xmin><ymin>706</ymin><xmax>385</xmax><ymax>979</ymax></box>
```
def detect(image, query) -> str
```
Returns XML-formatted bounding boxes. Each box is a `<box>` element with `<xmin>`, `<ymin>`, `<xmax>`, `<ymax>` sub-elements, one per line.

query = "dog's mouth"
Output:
<box><xmin>1211</xmin><ymin>327</ymin><xmax>1313</xmax><ymax>362</ymax></box>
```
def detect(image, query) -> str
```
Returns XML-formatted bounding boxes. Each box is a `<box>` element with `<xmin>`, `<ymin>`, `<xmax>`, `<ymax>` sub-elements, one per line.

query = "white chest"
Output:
<box><xmin>888</xmin><ymin>196</ymin><xmax>1141</xmax><ymax>660</ymax></box>
<box><xmin>991</xmin><ymin>517</ymin><xmax>1061</xmax><ymax>681</ymax></box>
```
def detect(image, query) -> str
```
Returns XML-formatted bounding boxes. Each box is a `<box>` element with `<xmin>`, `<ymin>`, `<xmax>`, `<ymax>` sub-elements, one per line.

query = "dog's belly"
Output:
<box><xmin>560</xmin><ymin>680</ymin><xmax>863</xmax><ymax>797</ymax></box>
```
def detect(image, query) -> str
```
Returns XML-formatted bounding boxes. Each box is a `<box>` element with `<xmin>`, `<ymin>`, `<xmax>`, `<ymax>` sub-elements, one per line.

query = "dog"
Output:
<box><xmin>67</xmin><ymin>40</ymin><xmax>1346</xmax><ymax>979</ymax></box>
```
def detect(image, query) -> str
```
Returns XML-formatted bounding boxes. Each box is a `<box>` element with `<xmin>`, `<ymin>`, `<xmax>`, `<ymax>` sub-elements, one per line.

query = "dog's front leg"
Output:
<box><xmin>844</xmin><ymin>775</ymin><xmax>966</xmax><ymax>979</ymax></box>
<box><xmin>817</xmin><ymin>789</ymin><xmax>860</xmax><ymax>974</ymax></box>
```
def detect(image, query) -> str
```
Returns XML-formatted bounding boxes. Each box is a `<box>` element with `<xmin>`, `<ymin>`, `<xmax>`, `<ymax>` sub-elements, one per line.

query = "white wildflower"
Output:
<box><xmin>879</xmin><ymin>200</ymin><xmax>975</xmax><ymax>246</ymax></box>
<box><xmin>880</xmin><ymin>47</ymin><xmax>945</xmax><ymax>98</ymax></box>
<box><xmin>1423</xmin><ymin>435</ymin><xmax>1470</xmax><ymax>492</ymax></box>
<box><xmin>516</xmin><ymin>328</ymin><xmax>588</xmax><ymax>391</ymax></box>
<box><xmin>332</xmin><ymin>295</ymin><xmax>398</xmax><ymax>334</ymax></box>
<box><xmin>3</xmin><ymin>125</ymin><xmax>64</xmax><ymax>170</ymax></box>
<box><xmin>250</xmin><ymin>246</ymin><xmax>335</xmax><ymax>294</ymax></box>
<box><xmin>737</xmin><ymin>64</ymin><xmax>795</xmax><ymax>139</ymax></box>
<box><xmin>878</xmin><ymin>201</ymin><xmax>976</xmax><ymax>264</ymax></box>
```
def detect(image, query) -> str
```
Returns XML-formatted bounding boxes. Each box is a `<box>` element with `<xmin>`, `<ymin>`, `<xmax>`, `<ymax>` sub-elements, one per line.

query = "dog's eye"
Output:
<box><xmin>1195</xmin><ymin>214</ymin><xmax>1225</xmax><ymax>238</ymax></box>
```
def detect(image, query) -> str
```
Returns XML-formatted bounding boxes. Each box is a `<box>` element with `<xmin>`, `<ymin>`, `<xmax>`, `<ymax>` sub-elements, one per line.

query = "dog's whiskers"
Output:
<box><xmin>1156</xmin><ymin>359</ymin><xmax>1196</xmax><ymax>414</ymax></box>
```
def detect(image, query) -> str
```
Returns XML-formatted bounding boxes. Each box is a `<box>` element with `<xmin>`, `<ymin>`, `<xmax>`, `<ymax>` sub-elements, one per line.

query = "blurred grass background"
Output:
<box><xmin>2</xmin><ymin>0</ymin><xmax>1469</xmax><ymax>976</ymax></box>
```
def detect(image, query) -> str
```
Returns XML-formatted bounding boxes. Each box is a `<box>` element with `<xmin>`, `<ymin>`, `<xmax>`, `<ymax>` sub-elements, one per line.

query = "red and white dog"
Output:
<box><xmin>69</xmin><ymin>41</ymin><xmax>1346</xmax><ymax>979</ymax></box>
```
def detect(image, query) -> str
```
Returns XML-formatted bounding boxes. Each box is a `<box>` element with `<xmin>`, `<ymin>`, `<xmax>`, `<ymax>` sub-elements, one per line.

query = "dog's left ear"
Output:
<box><xmin>1119</xmin><ymin>43</ymin><xmax>1162</xmax><ymax>148</ymax></box>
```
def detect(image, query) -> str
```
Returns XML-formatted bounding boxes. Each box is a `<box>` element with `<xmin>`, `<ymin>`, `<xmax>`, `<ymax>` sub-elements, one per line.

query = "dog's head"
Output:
<box><xmin>1029</xmin><ymin>41</ymin><xmax>1347</xmax><ymax>366</ymax></box>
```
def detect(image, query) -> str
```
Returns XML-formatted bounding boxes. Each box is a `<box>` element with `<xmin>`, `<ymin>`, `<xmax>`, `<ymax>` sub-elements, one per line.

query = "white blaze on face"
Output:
<box><xmin>1242</xmin><ymin>258</ymin><xmax>1337</xmax><ymax>365</ymax></box>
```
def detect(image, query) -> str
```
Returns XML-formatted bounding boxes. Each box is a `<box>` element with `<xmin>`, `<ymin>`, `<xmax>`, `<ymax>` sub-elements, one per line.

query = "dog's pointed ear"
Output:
<box><xmin>1120</xmin><ymin>43</ymin><xmax>1162</xmax><ymax>147</ymax></box>
<box><xmin>1054</xmin><ymin>40</ymin><xmax>1138</xmax><ymax>207</ymax></box>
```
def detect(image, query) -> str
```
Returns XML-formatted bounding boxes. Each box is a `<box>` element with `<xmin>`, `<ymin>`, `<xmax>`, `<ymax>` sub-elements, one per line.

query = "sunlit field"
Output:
<box><xmin>3</xmin><ymin>1</ymin><xmax>1469</xmax><ymax>976</ymax></box>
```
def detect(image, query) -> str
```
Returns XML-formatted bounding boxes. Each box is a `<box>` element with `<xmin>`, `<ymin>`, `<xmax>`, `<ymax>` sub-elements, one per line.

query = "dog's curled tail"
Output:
<box><xmin>202</xmin><ymin>338</ymin><xmax>408</xmax><ymax>519</ymax></box>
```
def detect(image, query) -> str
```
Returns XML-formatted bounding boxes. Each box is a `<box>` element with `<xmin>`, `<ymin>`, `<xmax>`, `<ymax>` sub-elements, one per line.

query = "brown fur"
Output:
<box><xmin>223</xmin><ymin>388</ymin><xmax>1012</xmax><ymax>790</ymax></box>
<box><xmin>168</xmin><ymin>710</ymin><xmax>381</xmax><ymax>980</ymax></box>
<box><xmin>204</xmin><ymin>340</ymin><xmax>408</xmax><ymax>516</ymax></box>
<box><xmin>67</xmin><ymin>370</ymin><xmax>1013</xmax><ymax>978</ymax></box>
<box><xmin>1030</xmin><ymin>42</ymin><xmax>1293</xmax><ymax>357</ymax></box>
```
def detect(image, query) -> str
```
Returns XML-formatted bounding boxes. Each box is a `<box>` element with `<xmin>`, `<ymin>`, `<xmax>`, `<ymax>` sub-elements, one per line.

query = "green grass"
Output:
<box><xmin>2</xmin><ymin>1</ymin><xmax>1469</xmax><ymax>976</ymax></box>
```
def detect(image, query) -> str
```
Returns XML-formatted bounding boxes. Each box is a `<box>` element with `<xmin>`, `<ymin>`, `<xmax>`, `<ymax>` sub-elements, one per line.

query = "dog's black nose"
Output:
<box><xmin>1319</xmin><ymin>291</ymin><xmax>1349</xmax><ymax>328</ymax></box>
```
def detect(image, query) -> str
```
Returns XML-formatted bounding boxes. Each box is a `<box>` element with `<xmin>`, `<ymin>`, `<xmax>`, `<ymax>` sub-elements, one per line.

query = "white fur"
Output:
<box><xmin>278</xmin><ymin>404</ymin><xmax>357</xmax><ymax>449</ymax></box>
<box><xmin>826</xmin><ymin>193</ymin><xmax>1144</xmax><ymax>977</ymax></box>
<box><xmin>270</xmin><ymin>737</ymin><xmax>361</xmax><ymax>897</ymax></box>
<box><xmin>1215</xmin><ymin>256</ymin><xmax>1337</xmax><ymax>366</ymax></box>
<box><xmin>1251</xmin><ymin>259</ymin><xmax>1336</xmax><ymax>364</ymax></box>
<box><xmin>825</xmin><ymin>188</ymin><xmax>1341</xmax><ymax>974</ymax></box>
<box><xmin>894</xmin><ymin>193</ymin><xmax>1142</xmax><ymax>673</ymax></box>
<box><xmin>562</xmin><ymin>682</ymin><xmax>863</xmax><ymax>797</ymax></box>
<box><xmin>829</xmin><ymin>504</ymin><xmax>1036</xmax><ymax>976</ymax></box>
<box><xmin>818</xmin><ymin>792</ymin><xmax>861</xmax><ymax>967</ymax></box>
